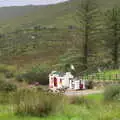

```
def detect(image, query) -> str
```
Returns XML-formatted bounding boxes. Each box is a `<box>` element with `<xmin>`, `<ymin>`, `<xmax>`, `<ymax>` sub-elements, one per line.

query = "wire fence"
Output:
<box><xmin>81</xmin><ymin>73</ymin><xmax>120</xmax><ymax>81</ymax></box>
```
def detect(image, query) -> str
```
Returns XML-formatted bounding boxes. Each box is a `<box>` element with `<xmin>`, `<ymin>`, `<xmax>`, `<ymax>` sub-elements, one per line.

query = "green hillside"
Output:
<box><xmin>0</xmin><ymin>0</ymin><xmax>120</xmax><ymax>68</ymax></box>
<box><xmin>1</xmin><ymin>0</ymin><xmax>120</xmax><ymax>33</ymax></box>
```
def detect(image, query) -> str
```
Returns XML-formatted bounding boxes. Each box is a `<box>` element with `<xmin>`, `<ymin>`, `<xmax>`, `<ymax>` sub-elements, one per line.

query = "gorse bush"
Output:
<box><xmin>104</xmin><ymin>85</ymin><xmax>120</xmax><ymax>101</ymax></box>
<box><xmin>13</xmin><ymin>89</ymin><xmax>63</xmax><ymax>117</ymax></box>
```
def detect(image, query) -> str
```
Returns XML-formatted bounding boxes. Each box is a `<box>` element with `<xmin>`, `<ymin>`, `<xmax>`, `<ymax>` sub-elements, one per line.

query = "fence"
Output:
<box><xmin>81</xmin><ymin>73</ymin><xmax>120</xmax><ymax>81</ymax></box>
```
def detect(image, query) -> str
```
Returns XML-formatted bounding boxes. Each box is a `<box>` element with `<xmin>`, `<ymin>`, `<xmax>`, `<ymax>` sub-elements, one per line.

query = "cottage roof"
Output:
<box><xmin>51</xmin><ymin>71</ymin><xmax>65</xmax><ymax>77</ymax></box>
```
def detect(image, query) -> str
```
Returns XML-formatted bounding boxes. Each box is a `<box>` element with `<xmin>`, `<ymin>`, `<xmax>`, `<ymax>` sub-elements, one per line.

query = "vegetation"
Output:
<box><xmin>16</xmin><ymin>64</ymin><xmax>51</xmax><ymax>84</ymax></box>
<box><xmin>75</xmin><ymin>0</ymin><xmax>102</xmax><ymax>70</ymax></box>
<box><xmin>104</xmin><ymin>7</ymin><xmax>120</xmax><ymax>69</ymax></box>
<box><xmin>0</xmin><ymin>80</ymin><xmax>17</xmax><ymax>92</ymax></box>
<box><xmin>0</xmin><ymin>91</ymin><xmax>119</xmax><ymax>120</ymax></box>
<box><xmin>82</xmin><ymin>69</ymin><xmax>120</xmax><ymax>80</ymax></box>
<box><xmin>0</xmin><ymin>0</ymin><xmax>119</xmax><ymax>120</ymax></box>
<box><xmin>12</xmin><ymin>89</ymin><xmax>63</xmax><ymax>117</ymax></box>
<box><xmin>104</xmin><ymin>85</ymin><xmax>120</xmax><ymax>101</ymax></box>
<box><xmin>0</xmin><ymin>0</ymin><xmax>119</xmax><ymax>72</ymax></box>
<box><xmin>0</xmin><ymin>64</ymin><xmax>16</xmax><ymax>78</ymax></box>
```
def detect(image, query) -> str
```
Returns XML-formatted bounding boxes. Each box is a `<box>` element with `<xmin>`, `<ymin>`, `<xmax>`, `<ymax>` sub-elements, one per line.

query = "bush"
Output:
<box><xmin>0</xmin><ymin>80</ymin><xmax>17</xmax><ymax>92</ymax></box>
<box><xmin>16</xmin><ymin>74</ymin><xmax>24</xmax><ymax>82</ymax></box>
<box><xmin>13</xmin><ymin>89</ymin><xmax>63</xmax><ymax>117</ymax></box>
<box><xmin>85</xmin><ymin>80</ymin><xmax>94</xmax><ymax>89</ymax></box>
<box><xmin>16</xmin><ymin>64</ymin><xmax>51</xmax><ymax>85</ymax></box>
<box><xmin>5</xmin><ymin>71</ymin><xmax>14</xmax><ymax>78</ymax></box>
<box><xmin>104</xmin><ymin>85</ymin><xmax>120</xmax><ymax>101</ymax></box>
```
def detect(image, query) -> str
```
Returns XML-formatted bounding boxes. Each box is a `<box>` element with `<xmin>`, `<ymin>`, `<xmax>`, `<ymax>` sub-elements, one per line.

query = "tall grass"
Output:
<box><xmin>12</xmin><ymin>89</ymin><xmax>63</xmax><ymax>117</ymax></box>
<box><xmin>0</xmin><ymin>92</ymin><xmax>120</xmax><ymax>120</ymax></box>
<box><xmin>104</xmin><ymin>85</ymin><xmax>120</xmax><ymax>101</ymax></box>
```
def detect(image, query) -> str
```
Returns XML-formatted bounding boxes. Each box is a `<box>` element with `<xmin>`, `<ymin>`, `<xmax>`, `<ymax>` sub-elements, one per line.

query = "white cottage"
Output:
<box><xmin>49</xmin><ymin>71</ymin><xmax>74</xmax><ymax>89</ymax></box>
<box><xmin>49</xmin><ymin>71</ymin><xmax>86</xmax><ymax>90</ymax></box>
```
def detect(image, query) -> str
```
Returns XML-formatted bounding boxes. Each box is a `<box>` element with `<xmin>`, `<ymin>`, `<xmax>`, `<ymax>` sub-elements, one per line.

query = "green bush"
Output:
<box><xmin>5</xmin><ymin>71</ymin><xmax>14</xmax><ymax>78</ymax></box>
<box><xmin>13</xmin><ymin>89</ymin><xmax>63</xmax><ymax>117</ymax></box>
<box><xmin>16</xmin><ymin>64</ymin><xmax>51</xmax><ymax>85</ymax></box>
<box><xmin>104</xmin><ymin>85</ymin><xmax>120</xmax><ymax>101</ymax></box>
<box><xmin>16</xmin><ymin>74</ymin><xmax>24</xmax><ymax>82</ymax></box>
<box><xmin>24</xmin><ymin>72</ymin><xmax>49</xmax><ymax>84</ymax></box>
<box><xmin>0</xmin><ymin>80</ymin><xmax>17</xmax><ymax>92</ymax></box>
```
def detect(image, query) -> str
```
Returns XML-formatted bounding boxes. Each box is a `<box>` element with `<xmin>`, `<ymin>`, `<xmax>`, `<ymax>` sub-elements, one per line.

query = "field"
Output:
<box><xmin>0</xmin><ymin>92</ymin><xmax>120</xmax><ymax>120</ymax></box>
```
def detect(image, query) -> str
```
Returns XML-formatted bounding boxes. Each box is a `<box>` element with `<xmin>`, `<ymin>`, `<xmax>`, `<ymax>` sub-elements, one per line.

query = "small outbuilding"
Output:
<box><xmin>49</xmin><ymin>71</ymin><xmax>86</xmax><ymax>90</ymax></box>
<box><xmin>49</xmin><ymin>71</ymin><xmax>74</xmax><ymax>89</ymax></box>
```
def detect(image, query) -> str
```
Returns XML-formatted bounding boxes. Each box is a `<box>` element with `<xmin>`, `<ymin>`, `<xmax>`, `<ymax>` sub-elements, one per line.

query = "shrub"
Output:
<box><xmin>5</xmin><ymin>71</ymin><xmax>14</xmax><ymax>78</ymax></box>
<box><xmin>24</xmin><ymin>72</ymin><xmax>49</xmax><ymax>85</ymax></box>
<box><xmin>13</xmin><ymin>89</ymin><xmax>63</xmax><ymax>117</ymax></box>
<box><xmin>85</xmin><ymin>80</ymin><xmax>94</xmax><ymax>89</ymax></box>
<box><xmin>16</xmin><ymin>74</ymin><xmax>24</xmax><ymax>82</ymax></box>
<box><xmin>0</xmin><ymin>80</ymin><xmax>17</xmax><ymax>92</ymax></box>
<box><xmin>16</xmin><ymin>64</ymin><xmax>51</xmax><ymax>85</ymax></box>
<box><xmin>104</xmin><ymin>85</ymin><xmax>120</xmax><ymax>101</ymax></box>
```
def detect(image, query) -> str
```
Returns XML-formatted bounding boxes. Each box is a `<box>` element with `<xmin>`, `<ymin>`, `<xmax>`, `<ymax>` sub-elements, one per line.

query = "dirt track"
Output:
<box><xmin>65</xmin><ymin>89</ymin><xmax>103</xmax><ymax>96</ymax></box>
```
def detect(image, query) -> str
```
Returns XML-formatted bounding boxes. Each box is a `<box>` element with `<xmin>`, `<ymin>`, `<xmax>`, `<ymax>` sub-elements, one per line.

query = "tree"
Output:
<box><xmin>104</xmin><ymin>7</ymin><xmax>120</xmax><ymax>69</ymax></box>
<box><xmin>75</xmin><ymin>0</ymin><xmax>102</xmax><ymax>70</ymax></box>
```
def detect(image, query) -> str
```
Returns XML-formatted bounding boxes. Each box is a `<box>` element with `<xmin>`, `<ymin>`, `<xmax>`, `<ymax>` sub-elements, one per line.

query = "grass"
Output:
<box><xmin>0</xmin><ymin>0</ymin><xmax>120</xmax><ymax>67</ymax></box>
<box><xmin>0</xmin><ymin>93</ymin><xmax>120</xmax><ymax>120</ymax></box>
<box><xmin>85</xmin><ymin>93</ymin><xmax>103</xmax><ymax>101</ymax></box>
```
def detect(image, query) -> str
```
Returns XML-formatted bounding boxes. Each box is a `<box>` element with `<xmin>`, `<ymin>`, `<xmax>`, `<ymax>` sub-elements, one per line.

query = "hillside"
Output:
<box><xmin>0</xmin><ymin>0</ymin><xmax>120</xmax><ymax>68</ymax></box>
<box><xmin>1</xmin><ymin>0</ymin><xmax>120</xmax><ymax>33</ymax></box>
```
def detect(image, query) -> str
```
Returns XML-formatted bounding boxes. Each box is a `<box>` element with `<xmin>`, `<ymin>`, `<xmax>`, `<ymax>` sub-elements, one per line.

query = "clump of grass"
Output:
<box><xmin>12</xmin><ymin>89</ymin><xmax>63</xmax><ymax>117</ymax></box>
<box><xmin>104</xmin><ymin>85</ymin><xmax>120</xmax><ymax>101</ymax></box>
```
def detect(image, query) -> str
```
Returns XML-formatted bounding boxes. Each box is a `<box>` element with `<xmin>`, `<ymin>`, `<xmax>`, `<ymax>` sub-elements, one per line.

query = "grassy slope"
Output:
<box><xmin>0</xmin><ymin>29</ymin><xmax>74</xmax><ymax>66</ymax></box>
<box><xmin>0</xmin><ymin>0</ymin><xmax>120</xmax><ymax>67</ymax></box>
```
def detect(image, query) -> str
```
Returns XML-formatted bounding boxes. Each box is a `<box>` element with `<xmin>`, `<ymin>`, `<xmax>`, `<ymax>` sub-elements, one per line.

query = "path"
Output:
<box><xmin>65</xmin><ymin>89</ymin><xmax>103</xmax><ymax>96</ymax></box>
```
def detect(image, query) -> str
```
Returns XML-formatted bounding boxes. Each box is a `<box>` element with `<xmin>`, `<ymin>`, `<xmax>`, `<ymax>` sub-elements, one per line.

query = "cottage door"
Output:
<box><xmin>54</xmin><ymin>77</ymin><xmax>57</xmax><ymax>87</ymax></box>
